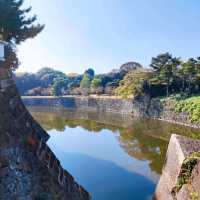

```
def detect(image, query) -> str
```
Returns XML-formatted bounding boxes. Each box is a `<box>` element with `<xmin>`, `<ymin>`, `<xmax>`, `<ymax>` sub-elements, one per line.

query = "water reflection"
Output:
<box><xmin>28</xmin><ymin>106</ymin><xmax>200</xmax><ymax>200</ymax></box>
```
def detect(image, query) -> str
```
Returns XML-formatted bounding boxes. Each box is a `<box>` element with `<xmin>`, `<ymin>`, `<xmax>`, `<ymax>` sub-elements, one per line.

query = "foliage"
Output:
<box><xmin>150</xmin><ymin>52</ymin><xmax>181</xmax><ymax>96</ymax></box>
<box><xmin>0</xmin><ymin>45</ymin><xmax>20</xmax><ymax>70</ymax></box>
<box><xmin>15</xmin><ymin>68</ymin><xmax>68</xmax><ymax>95</ymax></box>
<box><xmin>85</xmin><ymin>68</ymin><xmax>95</xmax><ymax>80</ymax></box>
<box><xmin>0</xmin><ymin>0</ymin><xmax>44</xmax><ymax>70</ymax></box>
<box><xmin>15</xmin><ymin>52</ymin><xmax>200</xmax><ymax>98</ymax></box>
<box><xmin>172</xmin><ymin>152</ymin><xmax>200</xmax><ymax>199</ymax></box>
<box><xmin>178</xmin><ymin>58</ymin><xmax>200</xmax><ymax>95</ymax></box>
<box><xmin>91</xmin><ymin>76</ymin><xmax>102</xmax><ymax>89</ymax></box>
<box><xmin>80</xmin><ymin>73</ymin><xmax>91</xmax><ymax>89</ymax></box>
<box><xmin>174</xmin><ymin>96</ymin><xmax>200</xmax><ymax>123</ymax></box>
<box><xmin>52</xmin><ymin>78</ymin><xmax>68</xmax><ymax>96</ymax></box>
<box><xmin>120</xmin><ymin>62</ymin><xmax>142</xmax><ymax>73</ymax></box>
<box><xmin>115</xmin><ymin>69</ymin><xmax>151</xmax><ymax>98</ymax></box>
<box><xmin>14</xmin><ymin>72</ymin><xmax>41</xmax><ymax>94</ymax></box>
<box><xmin>36</xmin><ymin>68</ymin><xmax>67</xmax><ymax>87</ymax></box>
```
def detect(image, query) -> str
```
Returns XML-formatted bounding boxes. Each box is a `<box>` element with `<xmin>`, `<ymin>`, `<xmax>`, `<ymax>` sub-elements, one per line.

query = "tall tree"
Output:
<box><xmin>179</xmin><ymin>58</ymin><xmax>197</xmax><ymax>94</ymax></box>
<box><xmin>80</xmin><ymin>74</ymin><xmax>91</xmax><ymax>89</ymax></box>
<box><xmin>84</xmin><ymin>68</ymin><xmax>95</xmax><ymax>80</ymax></box>
<box><xmin>0</xmin><ymin>0</ymin><xmax>44</xmax><ymax>70</ymax></box>
<box><xmin>150</xmin><ymin>52</ymin><xmax>180</xmax><ymax>96</ymax></box>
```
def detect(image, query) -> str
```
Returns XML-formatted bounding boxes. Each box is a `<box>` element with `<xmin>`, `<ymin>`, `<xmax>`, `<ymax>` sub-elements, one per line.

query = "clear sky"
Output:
<box><xmin>17</xmin><ymin>0</ymin><xmax>200</xmax><ymax>74</ymax></box>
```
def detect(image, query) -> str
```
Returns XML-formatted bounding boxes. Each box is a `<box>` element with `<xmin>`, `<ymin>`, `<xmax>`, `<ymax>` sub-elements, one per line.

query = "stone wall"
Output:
<box><xmin>155</xmin><ymin>134</ymin><xmax>200</xmax><ymax>200</ymax></box>
<box><xmin>0</xmin><ymin>67</ymin><xmax>90</xmax><ymax>200</ymax></box>
<box><xmin>22</xmin><ymin>95</ymin><xmax>200</xmax><ymax>128</ymax></box>
<box><xmin>23</xmin><ymin>96</ymin><xmax>135</xmax><ymax>115</ymax></box>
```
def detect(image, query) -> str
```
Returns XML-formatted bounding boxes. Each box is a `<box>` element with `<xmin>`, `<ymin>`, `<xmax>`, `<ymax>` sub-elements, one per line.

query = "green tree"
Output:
<box><xmin>0</xmin><ymin>0</ymin><xmax>44</xmax><ymax>69</ymax></box>
<box><xmin>36</xmin><ymin>68</ymin><xmax>67</xmax><ymax>88</ymax></box>
<box><xmin>91</xmin><ymin>76</ymin><xmax>102</xmax><ymax>89</ymax></box>
<box><xmin>179</xmin><ymin>58</ymin><xmax>197</xmax><ymax>94</ymax></box>
<box><xmin>150</xmin><ymin>52</ymin><xmax>180</xmax><ymax>96</ymax></box>
<box><xmin>115</xmin><ymin>69</ymin><xmax>151</xmax><ymax>99</ymax></box>
<box><xmin>194</xmin><ymin>57</ymin><xmax>200</xmax><ymax>91</ymax></box>
<box><xmin>52</xmin><ymin>79</ymin><xmax>68</xmax><ymax>96</ymax></box>
<box><xmin>80</xmin><ymin>74</ymin><xmax>91</xmax><ymax>89</ymax></box>
<box><xmin>85</xmin><ymin>68</ymin><xmax>95</xmax><ymax>80</ymax></box>
<box><xmin>91</xmin><ymin>76</ymin><xmax>103</xmax><ymax>94</ymax></box>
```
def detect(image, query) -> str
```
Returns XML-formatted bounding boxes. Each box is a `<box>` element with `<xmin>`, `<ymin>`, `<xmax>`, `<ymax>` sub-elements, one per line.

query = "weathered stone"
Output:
<box><xmin>0</xmin><ymin>78</ymin><xmax>13</xmax><ymax>90</ymax></box>
<box><xmin>0</xmin><ymin>67</ymin><xmax>90</xmax><ymax>199</ymax></box>
<box><xmin>22</xmin><ymin>95</ymin><xmax>200</xmax><ymax>128</ymax></box>
<box><xmin>155</xmin><ymin>134</ymin><xmax>200</xmax><ymax>200</ymax></box>
<box><xmin>191</xmin><ymin>161</ymin><xmax>200</xmax><ymax>195</ymax></box>
<box><xmin>176</xmin><ymin>185</ymin><xmax>191</xmax><ymax>200</ymax></box>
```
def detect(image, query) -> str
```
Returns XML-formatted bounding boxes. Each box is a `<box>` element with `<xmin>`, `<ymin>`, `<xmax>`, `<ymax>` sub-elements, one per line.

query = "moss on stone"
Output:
<box><xmin>172</xmin><ymin>152</ymin><xmax>200</xmax><ymax>199</ymax></box>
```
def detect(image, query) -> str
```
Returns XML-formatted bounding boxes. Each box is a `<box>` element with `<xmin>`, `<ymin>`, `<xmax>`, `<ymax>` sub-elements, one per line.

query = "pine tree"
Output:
<box><xmin>150</xmin><ymin>52</ymin><xmax>180</xmax><ymax>96</ymax></box>
<box><xmin>0</xmin><ymin>0</ymin><xmax>44</xmax><ymax>70</ymax></box>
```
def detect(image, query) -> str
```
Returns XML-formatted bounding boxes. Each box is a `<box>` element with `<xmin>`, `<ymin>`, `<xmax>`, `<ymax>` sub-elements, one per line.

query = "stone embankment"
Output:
<box><xmin>155</xmin><ymin>134</ymin><xmax>200</xmax><ymax>200</ymax></box>
<box><xmin>0</xmin><ymin>67</ymin><xmax>90</xmax><ymax>200</ymax></box>
<box><xmin>22</xmin><ymin>95</ymin><xmax>200</xmax><ymax>129</ymax></box>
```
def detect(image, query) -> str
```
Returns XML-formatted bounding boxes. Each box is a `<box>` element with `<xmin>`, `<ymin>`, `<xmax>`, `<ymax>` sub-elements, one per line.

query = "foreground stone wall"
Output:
<box><xmin>0</xmin><ymin>67</ymin><xmax>90</xmax><ymax>200</ymax></box>
<box><xmin>155</xmin><ymin>134</ymin><xmax>200</xmax><ymax>200</ymax></box>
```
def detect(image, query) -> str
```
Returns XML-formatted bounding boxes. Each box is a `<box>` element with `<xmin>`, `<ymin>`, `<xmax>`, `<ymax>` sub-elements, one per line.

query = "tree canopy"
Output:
<box><xmin>115</xmin><ymin>69</ymin><xmax>151</xmax><ymax>99</ymax></box>
<box><xmin>0</xmin><ymin>0</ymin><xmax>44</xmax><ymax>70</ymax></box>
<box><xmin>80</xmin><ymin>74</ymin><xmax>91</xmax><ymax>89</ymax></box>
<box><xmin>150</xmin><ymin>53</ymin><xmax>181</xmax><ymax>96</ymax></box>
<box><xmin>0</xmin><ymin>0</ymin><xmax>44</xmax><ymax>44</ymax></box>
<box><xmin>91</xmin><ymin>76</ymin><xmax>102</xmax><ymax>89</ymax></box>
<box><xmin>15</xmin><ymin>54</ymin><xmax>200</xmax><ymax>98</ymax></box>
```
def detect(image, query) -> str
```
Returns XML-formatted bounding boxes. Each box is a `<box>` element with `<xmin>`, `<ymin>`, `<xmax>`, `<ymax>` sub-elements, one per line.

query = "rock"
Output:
<box><xmin>0</xmin><ymin>67</ymin><xmax>90</xmax><ymax>199</ymax></box>
<box><xmin>155</xmin><ymin>134</ymin><xmax>200</xmax><ymax>200</ymax></box>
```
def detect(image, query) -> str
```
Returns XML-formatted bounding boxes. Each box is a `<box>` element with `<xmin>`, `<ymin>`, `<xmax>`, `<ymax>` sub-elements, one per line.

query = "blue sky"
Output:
<box><xmin>17</xmin><ymin>0</ymin><xmax>200</xmax><ymax>74</ymax></box>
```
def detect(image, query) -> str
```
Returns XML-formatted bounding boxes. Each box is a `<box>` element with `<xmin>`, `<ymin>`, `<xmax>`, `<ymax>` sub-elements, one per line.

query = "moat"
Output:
<box><xmin>29</xmin><ymin>106</ymin><xmax>200</xmax><ymax>200</ymax></box>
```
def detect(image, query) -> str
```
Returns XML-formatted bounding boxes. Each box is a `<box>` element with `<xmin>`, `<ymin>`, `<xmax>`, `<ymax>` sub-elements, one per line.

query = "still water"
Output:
<box><xmin>29</xmin><ymin>106</ymin><xmax>200</xmax><ymax>200</ymax></box>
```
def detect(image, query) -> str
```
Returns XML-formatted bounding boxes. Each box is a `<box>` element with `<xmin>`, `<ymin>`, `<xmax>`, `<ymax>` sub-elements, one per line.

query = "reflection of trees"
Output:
<box><xmin>29</xmin><ymin>107</ymin><xmax>200</xmax><ymax>175</ymax></box>
<box><xmin>30</xmin><ymin>108</ymin><xmax>120</xmax><ymax>133</ymax></box>
<box><xmin>119</xmin><ymin>127</ymin><xmax>168</xmax><ymax>174</ymax></box>
<box><xmin>118</xmin><ymin>119</ymin><xmax>200</xmax><ymax>174</ymax></box>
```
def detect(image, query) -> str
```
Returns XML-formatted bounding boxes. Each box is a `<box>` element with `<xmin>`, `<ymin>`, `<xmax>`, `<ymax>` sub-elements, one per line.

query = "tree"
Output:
<box><xmin>36</xmin><ymin>68</ymin><xmax>67</xmax><ymax>88</ymax></box>
<box><xmin>85</xmin><ymin>68</ymin><xmax>95</xmax><ymax>80</ymax></box>
<box><xmin>80</xmin><ymin>73</ymin><xmax>92</xmax><ymax>95</ymax></box>
<box><xmin>0</xmin><ymin>0</ymin><xmax>44</xmax><ymax>69</ymax></box>
<box><xmin>14</xmin><ymin>72</ymin><xmax>40</xmax><ymax>95</ymax></box>
<box><xmin>91</xmin><ymin>76</ymin><xmax>102</xmax><ymax>89</ymax></box>
<box><xmin>150</xmin><ymin>52</ymin><xmax>180</xmax><ymax>96</ymax></box>
<box><xmin>80</xmin><ymin>74</ymin><xmax>91</xmax><ymax>89</ymax></box>
<box><xmin>178</xmin><ymin>58</ymin><xmax>197</xmax><ymax>94</ymax></box>
<box><xmin>194</xmin><ymin>57</ymin><xmax>200</xmax><ymax>91</ymax></box>
<box><xmin>115</xmin><ymin>69</ymin><xmax>151</xmax><ymax>99</ymax></box>
<box><xmin>52</xmin><ymin>79</ymin><xmax>68</xmax><ymax>96</ymax></box>
<box><xmin>91</xmin><ymin>76</ymin><xmax>103</xmax><ymax>94</ymax></box>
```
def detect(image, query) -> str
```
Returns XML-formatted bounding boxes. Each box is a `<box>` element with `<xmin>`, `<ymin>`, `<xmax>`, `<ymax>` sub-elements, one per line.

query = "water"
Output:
<box><xmin>29</xmin><ymin>106</ymin><xmax>200</xmax><ymax>200</ymax></box>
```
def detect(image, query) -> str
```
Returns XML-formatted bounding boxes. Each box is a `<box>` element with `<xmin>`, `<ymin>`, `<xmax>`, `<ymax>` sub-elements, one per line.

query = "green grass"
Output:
<box><xmin>174</xmin><ymin>96</ymin><xmax>200</xmax><ymax>123</ymax></box>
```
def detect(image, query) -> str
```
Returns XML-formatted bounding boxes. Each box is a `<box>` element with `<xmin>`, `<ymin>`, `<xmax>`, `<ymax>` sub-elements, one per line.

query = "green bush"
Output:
<box><xmin>174</xmin><ymin>96</ymin><xmax>200</xmax><ymax>123</ymax></box>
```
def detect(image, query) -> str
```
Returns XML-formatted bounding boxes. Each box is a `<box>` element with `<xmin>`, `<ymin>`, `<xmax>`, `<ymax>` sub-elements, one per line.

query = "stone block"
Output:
<box><xmin>0</xmin><ymin>79</ymin><xmax>13</xmax><ymax>90</ymax></box>
<box><xmin>155</xmin><ymin>134</ymin><xmax>200</xmax><ymax>200</ymax></box>
<box><xmin>176</xmin><ymin>185</ymin><xmax>191</xmax><ymax>200</ymax></box>
<box><xmin>191</xmin><ymin>161</ymin><xmax>200</xmax><ymax>196</ymax></box>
